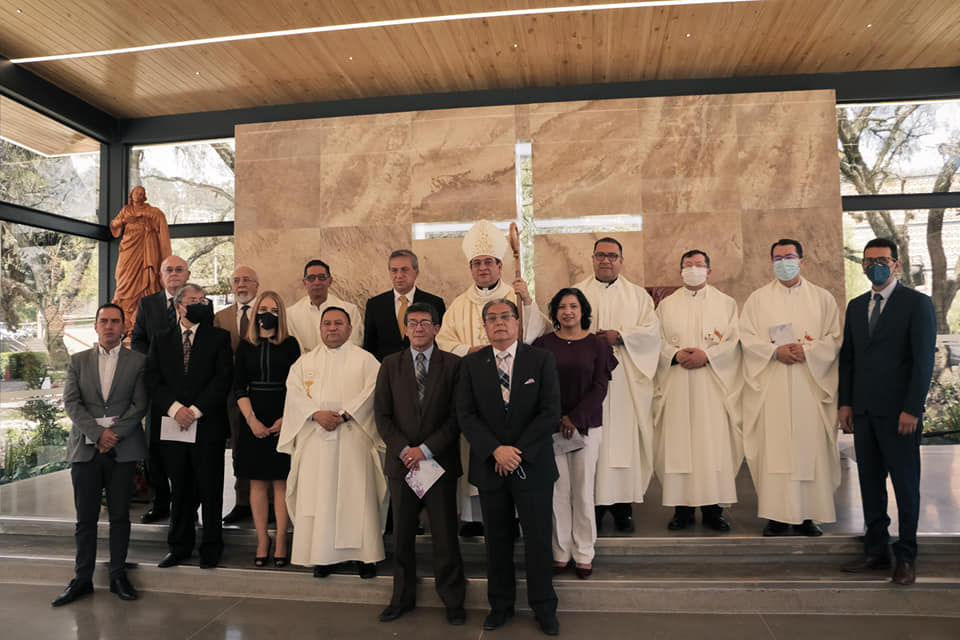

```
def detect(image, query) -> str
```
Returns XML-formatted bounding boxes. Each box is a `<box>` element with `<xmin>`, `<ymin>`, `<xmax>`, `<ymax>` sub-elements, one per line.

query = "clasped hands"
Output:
<box><xmin>775</xmin><ymin>343</ymin><xmax>806</xmax><ymax>365</ymax></box>
<box><xmin>248</xmin><ymin>415</ymin><xmax>283</xmax><ymax>438</ymax></box>
<box><xmin>493</xmin><ymin>445</ymin><xmax>522</xmax><ymax>477</ymax></box>
<box><xmin>312</xmin><ymin>410</ymin><xmax>344</xmax><ymax>432</ymax></box>
<box><xmin>838</xmin><ymin>406</ymin><xmax>919</xmax><ymax>436</ymax></box>
<box><xmin>675</xmin><ymin>347</ymin><xmax>708</xmax><ymax>369</ymax></box>
<box><xmin>96</xmin><ymin>428</ymin><xmax>119</xmax><ymax>454</ymax></box>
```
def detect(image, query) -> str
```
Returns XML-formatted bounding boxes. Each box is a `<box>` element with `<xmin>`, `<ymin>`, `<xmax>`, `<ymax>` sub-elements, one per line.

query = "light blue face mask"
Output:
<box><xmin>774</xmin><ymin>258</ymin><xmax>800</xmax><ymax>281</ymax></box>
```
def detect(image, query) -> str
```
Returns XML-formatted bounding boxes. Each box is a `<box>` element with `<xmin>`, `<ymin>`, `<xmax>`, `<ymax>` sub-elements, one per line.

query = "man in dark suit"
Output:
<box><xmin>363</xmin><ymin>249</ymin><xmax>446</xmax><ymax>362</ymax></box>
<box><xmin>213</xmin><ymin>265</ymin><xmax>259</xmax><ymax>524</ymax></box>
<box><xmin>839</xmin><ymin>237</ymin><xmax>936</xmax><ymax>586</ymax></box>
<box><xmin>131</xmin><ymin>254</ymin><xmax>190</xmax><ymax>523</ymax></box>
<box><xmin>147</xmin><ymin>283</ymin><xmax>233</xmax><ymax>569</ymax></box>
<box><xmin>53</xmin><ymin>303</ymin><xmax>148</xmax><ymax>606</ymax></box>
<box><xmin>457</xmin><ymin>298</ymin><xmax>561</xmax><ymax>636</ymax></box>
<box><xmin>374</xmin><ymin>302</ymin><xmax>466</xmax><ymax>625</ymax></box>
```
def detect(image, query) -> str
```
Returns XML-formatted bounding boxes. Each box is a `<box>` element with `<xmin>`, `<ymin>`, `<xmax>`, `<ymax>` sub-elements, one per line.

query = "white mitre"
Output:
<box><xmin>462</xmin><ymin>219</ymin><xmax>508</xmax><ymax>261</ymax></box>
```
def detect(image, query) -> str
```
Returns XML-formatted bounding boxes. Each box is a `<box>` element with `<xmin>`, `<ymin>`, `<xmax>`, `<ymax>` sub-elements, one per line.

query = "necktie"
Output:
<box><xmin>868</xmin><ymin>293</ymin><xmax>883</xmax><ymax>336</ymax></box>
<box><xmin>397</xmin><ymin>295</ymin><xmax>408</xmax><ymax>339</ymax></box>
<box><xmin>415</xmin><ymin>352</ymin><xmax>427</xmax><ymax>403</ymax></box>
<box><xmin>167</xmin><ymin>298</ymin><xmax>177</xmax><ymax>327</ymax></box>
<box><xmin>497</xmin><ymin>352</ymin><xmax>511</xmax><ymax>407</ymax></box>
<box><xmin>182</xmin><ymin>328</ymin><xmax>193</xmax><ymax>372</ymax></box>
<box><xmin>239</xmin><ymin>304</ymin><xmax>250</xmax><ymax>339</ymax></box>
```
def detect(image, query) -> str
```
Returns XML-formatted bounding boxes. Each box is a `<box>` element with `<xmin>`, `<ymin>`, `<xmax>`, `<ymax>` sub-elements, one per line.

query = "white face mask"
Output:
<box><xmin>681</xmin><ymin>266</ymin><xmax>708</xmax><ymax>287</ymax></box>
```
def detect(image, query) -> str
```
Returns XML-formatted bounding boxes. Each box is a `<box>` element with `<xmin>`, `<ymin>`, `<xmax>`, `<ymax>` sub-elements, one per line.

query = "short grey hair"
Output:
<box><xmin>481</xmin><ymin>298</ymin><xmax>518</xmax><ymax>321</ymax></box>
<box><xmin>389</xmin><ymin>249</ymin><xmax>419</xmax><ymax>271</ymax></box>
<box><xmin>174</xmin><ymin>283</ymin><xmax>206</xmax><ymax>304</ymax></box>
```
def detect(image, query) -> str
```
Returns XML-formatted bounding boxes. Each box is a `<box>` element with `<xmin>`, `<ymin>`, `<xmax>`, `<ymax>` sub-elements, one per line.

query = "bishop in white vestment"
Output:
<box><xmin>740</xmin><ymin>240</ymin><xmax>841</xmax><ymax>536</ymax></box>
<box><xmin>653</xmin><ymin>250</ymin><xmax>742</xmax><ymax>532</ymax></box>
<box><xmin>279</xmin><ymin>307</ymin><xmax>387</xmax><ymax>574</ymax></box>
<box><xmin>435</xmin><ymin>220</ymin><xmax>547</xmax><ymax>532</ymax></box>
<box><xmin>575</xmin><ymin>238</ymin><xmax>660</xmax><ymax>532</ymax></box>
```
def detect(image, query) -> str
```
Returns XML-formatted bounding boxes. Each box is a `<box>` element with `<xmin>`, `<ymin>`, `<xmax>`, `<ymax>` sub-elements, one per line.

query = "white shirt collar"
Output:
<box><xmin>98</xmin><ymin>343</ymin><xmax>121</xmax><ymax>357</ymax></box>
<box><xmin>492</xmin><ymin>341</ymin><xmax>518</xmax><ymax>360</ymax></box>
<box><xmin>873</xmin><ymin>278</ymin><xmax>898</xmax><ymax>300</ymax></box>
<box><xmin>411</xmin><ymin>343</ymin><xmax>434</xmax><ymax>362</ymax></box>
<box><xmin>394</xmin><ymin>286</ymin><xmax>417</xmax><ymax>304</ymax></box>
<box><xmin>179</xmin><ymin>320</ymin><xmax>196</xmax><ymax>335</ymax></box>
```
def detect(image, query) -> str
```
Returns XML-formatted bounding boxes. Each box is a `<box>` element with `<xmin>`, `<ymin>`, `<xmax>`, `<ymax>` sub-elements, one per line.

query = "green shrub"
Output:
<box><xmin>5</xmin><ymin>352</ymin><xmax>48</xmax><ymax>387</ymax></box>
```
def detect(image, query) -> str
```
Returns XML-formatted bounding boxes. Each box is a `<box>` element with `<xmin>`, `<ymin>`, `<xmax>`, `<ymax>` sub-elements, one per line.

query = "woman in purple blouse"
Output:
<box><xmin>534</xmin><ymin>287</ymin><xmax>617</xmax><ymax>579</ymax></box>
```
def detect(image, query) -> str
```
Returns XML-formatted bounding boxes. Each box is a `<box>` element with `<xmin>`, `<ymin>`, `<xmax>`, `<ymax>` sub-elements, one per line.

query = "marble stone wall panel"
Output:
<box><xmin>410</xmin><ymin>145</ymin><xmax>517</xmax><ymax>222</ymax></box>
<box><xmin>235</xmin><ymin>121</ymin><xmax>325</xmax><ymax>161</ymax></box>
<box><xmin>234</xmin><ymin>155</ymin><xmax>324</xmax><ymax>233</ymax></box>
<box><xmin>318</xmin><ymin>152</ymin><xmax>412</xmax><ymax>227</ymax></box>
<box><xmin>533</xmin><ymin>232</ymin><xmax>644</xmax><ymax>308</ymax></box>
<box><xmin>636</xmin><ymin>95</ymin><xmax>736</xmax><ymax>140</ymax></box>
<box><xmin>640</xmin><ymin>211</ymin><xmax>744</xmax><ymax>292</ymax></box>
<box><xmin>533</xmin><ymin>141</ymin><xmax>642</xmax><ymax>218</ymax></box>
<box><xmin>639</xmin><ymin>134</ymin><xmax>742</xmax><ymax>214</ymax></box>
<box><xmin>322</xmin><ymin>113</ymin><xmax>412</xmax><ymax>154</ymax></box>
<box><xmin>235</xmin><ymin>224</ymin><xmax>412</xmax><ymax>314</ymax></box>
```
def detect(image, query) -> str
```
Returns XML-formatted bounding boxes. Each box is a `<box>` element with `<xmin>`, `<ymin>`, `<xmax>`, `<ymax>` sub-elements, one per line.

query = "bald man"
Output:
<box><xmin>214</xmin><ymin>266</ymin><xmax>260</xmax><ymax>523</ymax></box>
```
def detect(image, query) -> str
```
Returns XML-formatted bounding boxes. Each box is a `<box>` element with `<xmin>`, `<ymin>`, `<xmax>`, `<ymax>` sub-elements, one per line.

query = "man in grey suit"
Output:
<box><xmin>53</xmin><ymin>303</ymin><xmax>149</xmax><ymax>607</ymax></box>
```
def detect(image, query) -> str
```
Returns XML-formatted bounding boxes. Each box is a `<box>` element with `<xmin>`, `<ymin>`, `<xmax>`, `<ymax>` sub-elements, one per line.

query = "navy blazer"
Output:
<box><xmin>363</xmin><ymin>288</ymin><xmax>446</xmax><ymax>362</ymax></box>
<box><xmin>146</xmin><ymin>322</ymin><xmax>234</xmax><ymax>444</ymax></box>
<box><xmin>131</xmin><ymin>290</ymin><xmax>175</xmax><ymax>355</ymax></box>
<box><xmin>456</xmin><ymin>343</ymin><xmax>561</xmax><ymax>491</ymax></box>
<box><xmin>838</xmin><ymin>282</ymin><xmax>936</xmax><ymax>418</ymax></box>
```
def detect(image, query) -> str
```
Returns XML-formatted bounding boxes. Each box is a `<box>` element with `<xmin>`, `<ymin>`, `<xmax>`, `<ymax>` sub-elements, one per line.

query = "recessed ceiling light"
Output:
<box><xmin>866</xmin><ymin>23</ymin><xmax>872</xmax><ymax>28</ymax></box>
<box><xmin>195</xmin><ymin>71</ymin><xmax>200</xmax><ymax>75</ymax></box>
<box><xmin>10</xmin><ymin>1</ymin><xmax>766</xmax><ymax>64</ymax></box>
<box><xmin>348</xmin><ymin>56</ymin><xmax>353</xmax><ymax>60</ymax></box>
<box><xmin>16</xmin><ymin>8</ymin><xmax>22</xmax><ymax>13</ymax></box>
<box><xmin>513</xmin><ymin>43</ymin><xmax>519</xmax><ymax>48</ymax></box>
<box><xmin>685</xmin><ymin>33</ymin><xmax>691</xmax><ymax>37</ymax></box>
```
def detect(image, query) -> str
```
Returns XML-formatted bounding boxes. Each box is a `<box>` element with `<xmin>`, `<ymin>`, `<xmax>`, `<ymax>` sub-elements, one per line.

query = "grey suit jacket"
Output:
<box><xmin>63</xmin><ymin>346</ymin><xmax>149</xmax><ymax>463</ymax></box>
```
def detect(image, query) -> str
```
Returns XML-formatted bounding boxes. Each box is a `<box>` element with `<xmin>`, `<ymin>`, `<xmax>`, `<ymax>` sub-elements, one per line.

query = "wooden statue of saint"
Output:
<box><xmin>110</xmin><ymin>186</ymin><xmax>172</xmax><ymax>335</ymax></box>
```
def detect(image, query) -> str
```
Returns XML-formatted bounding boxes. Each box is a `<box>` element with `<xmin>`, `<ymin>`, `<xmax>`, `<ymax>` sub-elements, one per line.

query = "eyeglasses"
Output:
<box><xmin>163</xmin><ymin>266</ymin><xmax>187</xmax><ymax>273</ymax></box>
<box><xmin>863</xmin><ymin>257</ymin><xmax>896</xmax><ymax>267</ymax></box>
<box><xmin>181</xmin><ymin>297</ymin><xmax>210</xmax><ymax>306</ymax></box>
<box><xmin>232</xmin><ymin>276</ymin><xmax>256</xmax><ymax>284</ymax></box>
<box><xmin>484</xmin><ymin>312</ymin><xmax>516</xmax><ymax>323</ymax></box>
<box><xmin>593</xmin><ymin>252</ymin><xmax>621</xmax><ymax>262</ymax></box>
<box><xmin>304</xmin><ymin>273</ymin><xmax>330</xmax><ymax>282</ymax></box>
<box><xmin>772</xmin><ymin>254</ymin><xmax>799</xmax><ymax>262</ymax></box>
<box><xmin>470</xmin><ymin>258</ymin><xmax>498</xmax><ymax>269</ymax></box>
<box><xmin>405</xmin><ymin>319</ymin><xmax>435</xmax><ymax>329</ymax></box>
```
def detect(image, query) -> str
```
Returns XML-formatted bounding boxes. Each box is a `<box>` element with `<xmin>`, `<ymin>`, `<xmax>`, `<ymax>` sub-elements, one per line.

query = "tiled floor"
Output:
<box><xmin>4</xmin><ymin>584</ymin><xmax>959</xmax><ymax>640</ymax></box>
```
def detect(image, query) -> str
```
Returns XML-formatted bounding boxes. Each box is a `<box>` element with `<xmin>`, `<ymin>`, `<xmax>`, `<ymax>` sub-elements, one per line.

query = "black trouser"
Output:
<box><xmin>596</xmin><ymin>502</ymin><xmax>633</xmax><ymax>520</ymax></box>
<box><xmin>675</xmin><ymin>504</ymin><xmax>722</xmax><ymax>518</ymax></box>
<box><xmin>479</xmin><ymin>479</ymin><xmax>557</xmax><ymax>619</ymax></box>
<box><xmin>853</xmin><ymin>412</ymin><xmax>922</xmax><ymax>563</ymax></box>
<box><xmin>145</xmin><ymin>411</ymin><xmax>171</xmax><ymax>509</ymax></box>
<box><xmin>388</xmin><ymin>474</ymin><xmax>465</xmax><ymax>610</ymax></box>
<box><xmin>163</xmin><ymin>440</ymin><xmax>225</xmax><ymax>562</ymax></box>
<box><xmin>71</xmin><ymin>453</ymin><xmax>137</xmax><ymax>581</ymax></box>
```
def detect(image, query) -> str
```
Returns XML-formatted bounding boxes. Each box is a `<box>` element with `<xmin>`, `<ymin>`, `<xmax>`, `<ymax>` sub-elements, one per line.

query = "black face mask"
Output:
<box><xmin>256</xmin><ymin>312</ymin><xmax>279</xmax><ymax>331</ymax></box>
<box><xmin>184</xmin><ymin>301</ymin><xmax>213</xmax><ymax>325</ymax></box>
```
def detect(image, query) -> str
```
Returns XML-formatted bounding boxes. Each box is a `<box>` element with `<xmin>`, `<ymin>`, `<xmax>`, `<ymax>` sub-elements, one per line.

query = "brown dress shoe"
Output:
<box><xmin>841</xmin><ymin>555</ymin><xmax>891</xmax><ymax>573</ymax></box>
<box><xmin>891</xmin><ymin>559</ymin><xmax>916</xmax><ymax>585</ymax></box>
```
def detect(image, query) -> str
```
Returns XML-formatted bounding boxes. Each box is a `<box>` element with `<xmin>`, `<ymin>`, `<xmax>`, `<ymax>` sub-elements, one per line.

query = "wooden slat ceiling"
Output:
<box><xmin>0</xmin><ymin>0</ymin><xmax>959</xmax><ymax>120</ymax></box>
<box><xmin>0</xmin><ymin>95</ymin><xmax>99</xmax><ymax>155</ymax></box>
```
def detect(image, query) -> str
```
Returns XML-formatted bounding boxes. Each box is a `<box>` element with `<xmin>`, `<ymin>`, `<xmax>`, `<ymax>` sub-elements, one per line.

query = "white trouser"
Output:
<box><xmin>552</xmin><ymin>427</ymin><xmax>603</xmax><ymax>565</ymax></box>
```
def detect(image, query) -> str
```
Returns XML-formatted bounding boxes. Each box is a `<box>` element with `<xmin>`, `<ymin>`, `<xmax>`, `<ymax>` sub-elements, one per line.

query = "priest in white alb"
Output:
<box><xmin>740</xmin><ymin>238</ymin><xmax>841</xmax><ymax>537</ymax></box>
<box><xmin>286</xmin><ymin>259</ymin><xmax>363</xmax><ymax>351</ymax></box>
<box><xmin>436</xmin><ymin>219</ymin><xmax>547</xmax><ymax>537</ymax></box>
<box><xmin>653</xmin><ymin>250</ymin><xmax>742</xmax><ymax>533</ymax></box>
<box><xmin>279</xmin><ymin>305</ymin><xmax>387</xmax><ymax>578</ymax></box>
<box><xmin>574</xmin><ymin>237</ymin><xmax>660</xmax><ymax>533</ymax></box>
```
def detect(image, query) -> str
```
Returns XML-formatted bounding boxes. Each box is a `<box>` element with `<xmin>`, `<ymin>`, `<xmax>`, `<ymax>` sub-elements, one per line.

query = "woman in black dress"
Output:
<box><xmin>234</xmin><ymin>290</ymin><xmax>300</xmax><ymax>567</ymax></box>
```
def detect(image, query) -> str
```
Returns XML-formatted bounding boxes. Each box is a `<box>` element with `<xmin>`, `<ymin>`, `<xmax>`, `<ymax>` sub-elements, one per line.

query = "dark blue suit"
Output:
<box><xmin>838</xmin><ymin>282</ymin><xmax>936</xmax><ymax>563</ymax></box>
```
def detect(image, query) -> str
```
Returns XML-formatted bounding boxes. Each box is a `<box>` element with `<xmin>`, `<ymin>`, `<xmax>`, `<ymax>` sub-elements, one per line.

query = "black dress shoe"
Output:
<box><xmin>359</xmin><ymin>563</ymin><xmax>377</xmax><ymax>579</ymax></box>
<box><xmin>704</xmin><ymin>515</ymin><xmax>731</xmax><ymax>532</ymax></box>
<box><xmin>109</xmin><ymin>574</ymin><xmax>138</xmax><ymax>601</ymax></box>
<box><xmin>199</xmin><ymin>557</ymin><xmax>219</xmax><ymax>569</ymax></box>
<box><xmin>379</xmin><ymin>603</ymin><xmax>415</xmax><ymax>622</ymax></box>
<box><xmin>891</xmin><ymin>559</ymin><xmax>916</xmax><ymax>585</ymax></box>
<box><xmin>313</xmin><ymin>564</ymin><xmax>333</xmax><ymax>578</ymax></box>
<box><xmin>668</xmin><ymin>513</ymin><xmax>695</xmax><ymax>531</ymax></box>
<box><xmin>841</xmin><ymin>554</ymin><xmax>892</xmax><ymax>573</ymax></box>
<box><xmin>614</xmin><ymin>515</ymin><xmax>635</xmax><ymax>533</ymax></box>
<box><xmin>140</xmin><ymin>507</ymin><xmax>170</xmax><ymax>524</ymax></box>
<box><xmin>536</xmin><ymin>614</ymin><xmax>560</xmax><ymax>636</ymax></box>
<box><xmin>793</xmin><ymin>520</ymin><xmax>822</xmax><ymax>536</ymax></box>
<box><xmin>482</xmin><ymin>608</ymin><xmax>514</xmax><ymax>630</ymax></box>
<box><xmin>51</xmin><ymin>579</ymin><xmax>93</xmax><ymax>607</ymax></box>
<box><xmin>446</xmin><ymin>607</ymin><xmax>467</xmax><ymax>625</ymax></box>
<box><xmin>762</xmin><ymin>520</ymin><xmax>790</xmax><ymax>536</ymax></box>
<box><xmin>222</xmin><ymin>504</ymin><xmax>252</xmax><ymax>524</ymax></box>
<box><xmin>157</xmin><ymin>552</ymin><xmax>183</xmax><ymax>568</ymax></box>
<box><xmin>459</xmin><ymin>521</ymin><xmax>484</xmax><ymax>538</ymax></box>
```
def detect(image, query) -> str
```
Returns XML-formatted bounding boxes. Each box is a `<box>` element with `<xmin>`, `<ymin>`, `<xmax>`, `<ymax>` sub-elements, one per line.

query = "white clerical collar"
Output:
<box><xmin>685</xmin><ymin>285</ymin><xmax>707</xmax><ymax>297</ymax></box>
<box><xmin>98</xmin><ymin>343</ymin><xmax>121</xmax><ymax>357</ymax></box>
<box><xmin>309</xmin><ymin>297</ymin><xmax>329</xmax><ymax>309</ymax></box>
<box><xmin>596</xmin><ymin>277</ymin><xmax>618</xmax><ymax>288</ymax></box>
<box><xmin>492</xmin><ymin>341</ymin><xmax>518</xmax><ymax>360</ymax></box>
<box><xmin>394</xmin><ymin>286</ymin><xmax>417</xmax><ymax>304</ymax></box>
<box><xmin>475</xmin><ymin>280</ymin><xmax>500</xmax><ymax>294</ymax></box>
<box><xmin>873</xmin><ymin>278</ymin><xmax>898</xmax><ymax>300</ymax></box>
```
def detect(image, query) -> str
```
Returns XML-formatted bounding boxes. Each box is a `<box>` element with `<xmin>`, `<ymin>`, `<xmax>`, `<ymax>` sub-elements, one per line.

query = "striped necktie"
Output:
<box><xmin>182</xmin><ymin>328</ymin><xmax>193</xmax><ymax>372</ymax></box>
<box><xmin>497</xmin><ymin>352</ymin><xmax>511</xmax><ymax>407</ymax></box>
<box><xmin>415</xmin><ymin>352</ymin><xmax>427</xmax><ymax>403</ymax></box>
